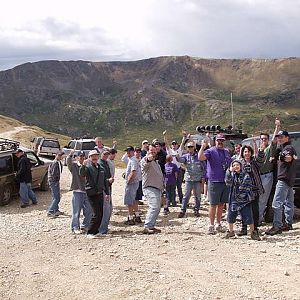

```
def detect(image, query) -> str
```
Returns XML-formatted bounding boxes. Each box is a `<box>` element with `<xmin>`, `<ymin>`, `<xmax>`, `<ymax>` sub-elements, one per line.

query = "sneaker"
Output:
<box><xmin>250</xmin><ymin>230</ymin><xmax>261</xmax><ymax>241</ymax></box>
<box><xmin>138</xmin><ymin>201</ymin><xmax>144</xmax><ymax>205</ymax></box>
<box><xmin>163</xmin><ymin>208</ymin><xmax>170</xmax><ymax>216</ymax></box>
<box><xmin>207</xmin><ymin>225</ymin><xmax>216</xmax><ymax>235</ymax></box>
<box><xmin>265</xmin><ymin>226</ymin><xmax>282</xmax><ymax>236</ymax></box>
<box><xmin>178</xmin><ymin>211</ymin><xmax>185</xmax><ymax>218</ymax></box>
<box><xmin>73</xmin><ymin>229</ymin><xmax>82</xmax><ymax>235</ymax></box>
<box><xmin>87</xmin><ymin>233</ymin><xmax>103</xmax><ymax>239</ymax></box>
<box><xmin>32</xmin><ymin>202</ymin><xmax>38</xmax><ymax>205</ymax></box>
<box><xmin>282</xmin><ymin>223</ymin><xmax>293</xmax><ymax>231</ymax></box>
<box><xmin>134</xmin><ymin>216</ymin><xmax>142</xmax><ymax>224</ymax></box>
<box><xmin>225</xmin><ymin>230</ymin><xmax>235</xmax><ymax>239</ymax></box>
<box><xmin>150</xmin><ymin>227</ymin><xmax>161</xmax><ymax>233</ymax></box>
<box><xmin>236</xmin><ymin>228</ymin><xmax>247</xmax><ymax>236</ymax></box>
<box><xmin>194</xmin><ymin>211</ymin><xmax>200</xmax><ymax>217</ymax></box>
<box><xmin>55</xmin><ymin>210</ymin><xmax>64</xmax><ymax>216</ymax></box>
<box><xmin>215</xmin><ymin>224</ymin><xmax>225</xmax><ymax>233</ymax></box>
<box><xmin>124</xmin><ymin>218</ymin><xmax>135</xmax><ymax>225</ymax></box>
<box><xmin>47</xmin><ymin>212</ymin><xmax>57</xmax><ymax>218</ymax></box>
<box><xmin>80</xmin><ymin>228</ymin><xmax>88</xmax><ymax>234</ymax></box>
<box><xmin>20</xmin><ymin>203</ymin><xmax>30</xmax><ymax>208</ymax></box>
<box><xmin>143</xmin><ymin>228</ymin><xmax>155</xmax><ymax>235</ymax></box>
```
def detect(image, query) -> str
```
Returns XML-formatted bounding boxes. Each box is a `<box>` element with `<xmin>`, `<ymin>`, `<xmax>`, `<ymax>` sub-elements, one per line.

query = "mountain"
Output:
<box><xmin>0</xmin><ymin>56</ymin><xmax>299</xmax><ymax>140</ymax></box>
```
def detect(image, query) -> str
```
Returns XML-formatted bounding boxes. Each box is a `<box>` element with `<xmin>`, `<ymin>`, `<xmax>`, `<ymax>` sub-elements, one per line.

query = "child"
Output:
<box><xmin>164</xmin><ymin>155</ymin><xmax>179</xmax><ymax>215</ymax></box>
<box><xmin>225</xmin><ymin>160</ymin><xmax>260</xmax><ymax>241</ymax></box>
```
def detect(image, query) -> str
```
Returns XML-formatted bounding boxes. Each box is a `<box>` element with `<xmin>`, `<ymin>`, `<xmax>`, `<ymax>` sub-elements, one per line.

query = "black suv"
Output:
<box><xmin>0</xmin><ymin>138</ymin><xmax>50</xmax><ymax>205</ymax></box>
<box><xmin>242</xmin><ymin>132</ymin><xmax>300</xmax><ymax>220</ymax></box>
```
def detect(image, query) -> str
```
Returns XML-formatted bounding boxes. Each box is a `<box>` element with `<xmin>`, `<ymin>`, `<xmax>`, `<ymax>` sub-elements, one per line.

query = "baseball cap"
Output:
<box><xmin>275</xmin><ymin>130</ymin><xmax>289</xmax><ymax>137</ymax></box>
<box><xmin>142</xmin><ymin>140</ymin><xmax>149</xmax><ymax>144</ymax></box>
<box><xmin>88</xmin><ymin>150</ymin><xmax>99</xmax><ymax>157</ymax></box>
<box><xmin>216</xmin><ymin>133</ymin><xmax>225</xmax><ymax>140</ymax></box>
<box><xmin>135</xmin><ymin>147</ymin><xmax>142</xmax><ymax>152</ymax></box>
<box><xmin>78</xmin><ymin>150</ymin><xmax>85</xmax><ymax>157</ymax></box>
<box><xmin>124</xmin><ymin>146</ymin><xmax>134</xmax><ymax>152</ymax></box>
<box><xmin>16</xmin><ymin>148</ymin><xmax>24</xmax><ymax>153</ymax></box>
<box><xmin>102</xmin><ymin>149</ymin><xmax>110</xmax><ymax>155</ymax></box>
<box><xmin>154</xmin><ymin>141</ymin><xmax>162</xmax><ymax>146</ymax></box>
<box><xmin>186</xmin><ymin>142</ymin><xmax>195</xmax><ymax>147</ymax></box>
<box><xmin>171</xmin><ymin>140</ymin><xmax>178</xmax><ymax>144</ymax></box>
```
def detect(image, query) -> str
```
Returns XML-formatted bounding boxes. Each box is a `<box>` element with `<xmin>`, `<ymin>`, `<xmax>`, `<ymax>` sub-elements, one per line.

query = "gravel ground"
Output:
<box><xmin>1</xmin><ymin>167</ymin><xmax>300</xmax><ymax>300</ymax></box>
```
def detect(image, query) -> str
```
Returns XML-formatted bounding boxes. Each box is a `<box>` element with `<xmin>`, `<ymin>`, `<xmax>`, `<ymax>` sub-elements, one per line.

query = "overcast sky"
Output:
<box><xmin>0</xmin><ymin>0</ymin><xmax>299</xmax><ymax>70</ymax></box>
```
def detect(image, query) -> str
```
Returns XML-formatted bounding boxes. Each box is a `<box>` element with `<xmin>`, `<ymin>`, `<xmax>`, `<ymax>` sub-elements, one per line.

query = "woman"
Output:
<box><xmin>239</xmin><ymin>144</ymin><xmax>265</xmax><ymax>236</ymax></box>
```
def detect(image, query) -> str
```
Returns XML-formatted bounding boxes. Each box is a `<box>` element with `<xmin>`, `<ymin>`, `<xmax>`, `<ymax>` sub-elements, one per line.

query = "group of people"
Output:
<box><xmin>16</xmin><ymin>118</ymin><xmax>297</xmax><ymax>240</ymax></box>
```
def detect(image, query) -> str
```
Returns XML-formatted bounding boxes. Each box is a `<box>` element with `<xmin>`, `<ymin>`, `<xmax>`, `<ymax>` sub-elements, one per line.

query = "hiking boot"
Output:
<box><xmin>225</xmin><ymin>230</ymin><xmax>235</xmax><ymax>239</ymax></box>
<box><xmin>282</xmin><ymin>223</ymin><xmax>293</xmax><ymax>231</ymax></box>
<box><xmin>32</xmin><ymin>201</ymin><xmax>38</xmax><ymax>205</ymax></box>
<box><xmin>178</xmin><ymin>211</ymin><xmax>185</xmax><ymax>218</ymax></box>
<box><xmin>236</xmin><ymin>228</ymin><xmax>247</xmax><ymax>236</ymax></box>
<box><xmin>125</xmin><ymin>218</ymin><xmax>135</xmax><ymax>225</ymax></box>
<box><xmin>143</xmin><ymin>228</ymin><xmax>155</xmax><ymax>235</ymax></box>
<box><xmin>20</xmin><ymin>203</ymin><xmax>30</xmax><ymax>208</ymax></box>
<box><xmin>194</xmin><ymin>211</ymin><xmax>200</xmax><ymax>217</ymax></box>
<box><xmin>138</xmin><ymin>201</ymin><xmax>144</xmax><ymax>205</ymax></box>
<box><xmin>265</xmin><ymin>226</ymin><xmax>282</xmax><ymax>236</ymax></box>
<box><xmin>207</xmin><ymin>225</ymin><xmax>216</xmax><ymax>235</ymax></box>
<box><xmin>163</xmin><ymin>208</ymin><xmax>170</xmax><ymax>216</ymax></box>
<box><xmin>134</xmin><ymin>215</ymin><xmax>142</xmax><ymax>224</ymax></box>
<box><xmin>54</xmin><ymin>210</ymin><xmax>64</xmax><ymax>216</ymax></box>
<box><xmin>250</xmin><ymin>230</ymin><xmax>261</xmax><ymax>241</ymax></box>
<box><xmin>47</xmin><ymin>212</ymin><xmax>57</xmax><ymax>218</ymax></box>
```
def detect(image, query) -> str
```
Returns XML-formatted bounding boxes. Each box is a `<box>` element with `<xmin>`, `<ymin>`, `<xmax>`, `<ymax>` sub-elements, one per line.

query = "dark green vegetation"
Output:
<box><xmin>0</xmin><ymin>56</ymin><xmax>299</xmax><ymax>145</ymax></box>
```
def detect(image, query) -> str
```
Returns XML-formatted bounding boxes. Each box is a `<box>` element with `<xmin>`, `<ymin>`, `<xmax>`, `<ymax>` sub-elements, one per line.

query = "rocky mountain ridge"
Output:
<box><xmin>0</xmin><ymin>56</ymin><xmax>299</xmax><ymax>138</ymax></box>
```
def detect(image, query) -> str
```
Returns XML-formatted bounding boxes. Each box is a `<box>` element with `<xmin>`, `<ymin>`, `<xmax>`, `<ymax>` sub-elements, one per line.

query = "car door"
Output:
<box><xmin>25</xmin><ymin>151</ymin><xmax>46</xmax><ymax>188</ymax></box>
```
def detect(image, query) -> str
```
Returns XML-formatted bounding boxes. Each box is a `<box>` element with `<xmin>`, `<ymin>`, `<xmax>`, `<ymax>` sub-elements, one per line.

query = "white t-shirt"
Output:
<box><xmin>167</xmin><ymin>148</ymin><xmax>182</xmax><ymax>168</ymax></box>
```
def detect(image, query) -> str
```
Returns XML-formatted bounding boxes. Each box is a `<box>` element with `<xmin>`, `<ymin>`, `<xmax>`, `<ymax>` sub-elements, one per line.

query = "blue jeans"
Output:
<box><xmin>99</xmin><ymin>196</ymin><xmax>113</xmax><ymax>234</ymax></box>
<box><xmin>166</xmin><ymin>184</ymin><xmax>176</xmax><ymax>207</ymax></box>
<box><xmin>71</xmin><ymin>191</ymin><xmax>91</xmax><ymax>231</ymax></box>
<box><xmin>143</xmin><ymin>187</ymin><xmax>162</xmax><ymax>229</ymax></box>
<box><xmin>48</xmin><ymin>181</ymin><xmax>60</xmax><ymax>213</ymax></box>
<box><xmin>272</xmin><ymin>180</ymin><xmax>294</xmax><ymax>228</ymax></box>
<box><xmin>19</xmin><ymin>182</ymin><xmax>37</xmax><ymax>204</ymax></box>
<box><xmin>258</xmin><ymin>172</ymin><xmax>273</xmax><ymax>222</ymax></box>
<box><xmin>181</xmin><ymin>181</ymin><xmax>201</xmax><ymax>212</ymax></box>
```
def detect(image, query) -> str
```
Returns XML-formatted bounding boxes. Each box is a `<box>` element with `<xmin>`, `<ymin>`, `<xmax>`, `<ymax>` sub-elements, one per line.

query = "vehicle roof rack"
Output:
<box><xmin>0</xmin><ymin>138</ymin><xmax>20</xmax><ymax>152</ymax></box>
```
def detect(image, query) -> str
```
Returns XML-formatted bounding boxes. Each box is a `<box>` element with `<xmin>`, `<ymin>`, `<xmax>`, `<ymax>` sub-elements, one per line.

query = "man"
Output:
<box><xmin>154</xmin><ymin>141</ymin><xmax>167</xmax><ymax>175</ymax></box>
<box><xmin>99</xmin><ymin>149</ymin><xmax>114</xmax><ymax>234</ymax></box>
<box><xmin>231</xmin><ymin>143</ymin><xmax>242</xmax><ymax>160</ymax></box>
<box><xmin>79</xmin><ymin>150</ymin><xmax>110</xmax><ymax>238</ymax></box>
<box><xmin>15</xmin><ymin>149</ymin><xmax>37</xmax><ymax>208</ymax></box>
<box><xmin>258</xmin><ymin>119</ymin><xmax>280</xmax><ymax>224</ymax></box>
<box><xmin>199</xmin><ymin>134</ymin><xmax>232</xmax><ymax>234</ymax></box>
<box><xmin>177</xmin><ymin>141</ymin><xmax>204</xmax><ymax>217</ymax></box>
<box><xmin>141</xmin><ymin>144</ymin><xmax>164</xmax><ymax>234</ymax></box>
<box><xmin>47</xmin><ymin>151</ymin><xmax>64</xmax><ymax>217</ymax></box>
<box><xmin>141</xmin><ymin>140</ymin><xmax>149</xmax><ymax>157</ymax></box>
<box><xmin>94</xmin><ymin>136</ymin><xmax>117</xmax><ymax>156</ymax></box>
<box><xmin>266</xmin><ymin>130</ymin><xmax>297</xmax><ymax>235</ymax></box>
<box><xmin>163</xmin><ymin>130</ymin><xmax>185</xmax><ymax>204</ymax></box>
<box><xmin>123</xmin><ymin>146</ymin><xmax>140</xmax><ymax>225</ymax></box>
<box><xmin>67</xmin><ymin>150</ymin><xmax>91</xmax><ymax>234</ymax></box>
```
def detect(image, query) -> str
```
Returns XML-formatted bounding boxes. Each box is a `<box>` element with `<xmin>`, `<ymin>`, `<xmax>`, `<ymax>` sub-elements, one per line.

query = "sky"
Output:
<box><xmin>0</xmin><ymin>0</ymin><xmax>299</xmax><ymax>70</ymax></box>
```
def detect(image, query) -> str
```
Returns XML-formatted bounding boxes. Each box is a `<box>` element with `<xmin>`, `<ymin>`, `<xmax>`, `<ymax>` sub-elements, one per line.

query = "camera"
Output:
<box><xmin>243</xmin><ymin>164</ymin><xmax>251</xmax><ymax>173</ymax></box>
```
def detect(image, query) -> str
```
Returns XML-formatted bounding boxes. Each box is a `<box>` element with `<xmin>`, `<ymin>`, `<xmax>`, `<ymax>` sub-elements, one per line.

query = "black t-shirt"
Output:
<box><xmin>275</xmin><ymin>142</ymin><xmax>297</xmax><ymax>187</ymax></box>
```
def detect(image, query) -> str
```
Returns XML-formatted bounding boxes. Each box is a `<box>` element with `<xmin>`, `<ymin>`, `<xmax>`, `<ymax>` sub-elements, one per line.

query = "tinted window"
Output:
<box><xmin>67</xmin><ymin>141</ymin><xmax>76</xmax><ymax>149</ymax></box>
<box><xmin>75</xmin><ymin>142</ymin><xmax>81</xmax><ymax>150</ymax></box>
<box><xmin>42</xmin><ymin>140</ymin><xmax>60</xmax><ymax>148</ymax></box>
<box><xmin>290</xmin><ymin>135</ymin><xmax>300</xmax><ymax>156</ymax></box>
<box><xmin>0</xmin><ymin>155</ymin><xmax>13</xmax><ymax>176</ymax></box>
<box><xmin>82</xmin><ymin>141</ymin><xmax>96</xmax><ymax>150</ymax></box>
<box><xmin>26</xmin><ymin>152</ymin><xmax>39</xmax><ymax>165</ymax></box>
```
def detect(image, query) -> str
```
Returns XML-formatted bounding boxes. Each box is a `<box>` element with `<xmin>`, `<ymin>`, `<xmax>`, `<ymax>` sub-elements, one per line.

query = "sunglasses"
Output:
<box><xmin>187</xmin><ymin>146</ymin><xmax>194</xmax><ymax>148</ymax></box>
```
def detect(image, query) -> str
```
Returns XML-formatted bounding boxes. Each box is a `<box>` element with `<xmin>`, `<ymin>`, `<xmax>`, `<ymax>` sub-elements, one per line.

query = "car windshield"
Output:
<box><xmin>42</xmin><ymin>140</ymin><xmax>60</xmax><ymax>148</ymax></box>
<box><xmin>82</xmin><ymin>141</ymin><xmax>96</xmax><ymax>150</ymax></box>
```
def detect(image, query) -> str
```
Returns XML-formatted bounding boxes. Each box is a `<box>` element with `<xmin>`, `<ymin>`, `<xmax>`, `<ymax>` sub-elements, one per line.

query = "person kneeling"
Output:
<box><xmin>225</xmin><ymin>160</ymin><xmax>260</xmax><ymax>241</ymax></box>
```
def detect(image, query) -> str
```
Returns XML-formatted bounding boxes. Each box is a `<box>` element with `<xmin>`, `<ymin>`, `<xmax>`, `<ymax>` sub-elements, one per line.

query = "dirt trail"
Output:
<box><xmin>0</xmin><ymin>126</ymin><xmax>28</xmax><ymax>139</ymax></box>
<box><xmin>0</xmin><ymin>127</ymin><xmax>300</xmax><ymax>299</ymax></box>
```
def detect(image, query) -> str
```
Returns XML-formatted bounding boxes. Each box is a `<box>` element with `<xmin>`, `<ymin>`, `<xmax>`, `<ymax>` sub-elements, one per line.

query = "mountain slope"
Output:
<box><xmin>0</xmin><ymin>56</ymin><xmax>299</xmax><ymax>139</ymax></box>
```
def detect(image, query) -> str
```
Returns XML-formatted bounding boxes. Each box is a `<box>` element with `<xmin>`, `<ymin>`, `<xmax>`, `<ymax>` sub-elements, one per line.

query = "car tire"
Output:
<box><xmin>0</xmin><ymin>184</ymin><xmax>13</xmax><ymax>206</ymax></box>
<box><xmin>40</xmin><ymin>173</ymin><xmax>49</xmax><ymax>191</ymax></box>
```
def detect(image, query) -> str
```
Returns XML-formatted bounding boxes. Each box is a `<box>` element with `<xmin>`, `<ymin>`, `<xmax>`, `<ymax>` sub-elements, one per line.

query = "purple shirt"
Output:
<box><xmin>204</xmin><ymin>146</ymin><xmax>232</xmax><ymax>182</ymax></box>
<box><xmin>164</xmin><ymin>162</ymin><xmax>179</xmax><ymax>186</ymax></box>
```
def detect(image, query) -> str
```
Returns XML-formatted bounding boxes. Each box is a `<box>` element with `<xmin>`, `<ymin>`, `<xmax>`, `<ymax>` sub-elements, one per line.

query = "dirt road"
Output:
<box><xmin>0</xmin><ymin>165</ymin><xmax>300</xmax><ymax>300</ymax></box>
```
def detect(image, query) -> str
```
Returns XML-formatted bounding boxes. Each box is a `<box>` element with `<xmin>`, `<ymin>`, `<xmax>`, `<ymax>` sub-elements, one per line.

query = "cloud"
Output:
<box><xmin>0</xmin><ymin>0</ymin><xmax>299</xmax><ymax>70</ymax></box>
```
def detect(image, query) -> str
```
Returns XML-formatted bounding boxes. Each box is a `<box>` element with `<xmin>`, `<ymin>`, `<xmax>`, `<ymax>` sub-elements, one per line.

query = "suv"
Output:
<box><xmin>37</xmin><ymin>138</ymin><xmax>61</xmax><ymax>157</ymax></box>
<box><xmin>242</xmin><ymin>132</ymin><xmax>300</xmax><ymax>219</ymax></box>
<box><xmin>62</xmin><ymin>138</ymin><xmax>96</xmax><ymax>165</ymax></box>
<box><xmin>31</xmin><ymin>137</ymin><xmax>43</xmax><ymax>154</ymax></box>
<box><xmin>0</xmin><ymin>138</ymin><xmax>50</xmax><ymax>205</ymax></box>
